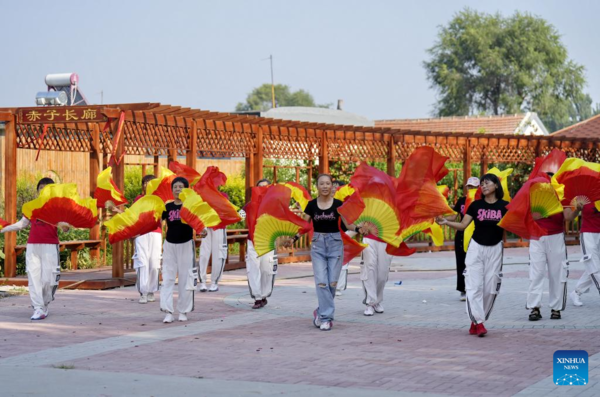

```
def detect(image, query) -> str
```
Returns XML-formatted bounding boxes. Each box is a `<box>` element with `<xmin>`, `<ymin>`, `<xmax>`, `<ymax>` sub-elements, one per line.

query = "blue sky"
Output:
<box><xmin>3</xmin><ymin>0</ymin><xmax>598</xmax><ymax>120</ymax></box>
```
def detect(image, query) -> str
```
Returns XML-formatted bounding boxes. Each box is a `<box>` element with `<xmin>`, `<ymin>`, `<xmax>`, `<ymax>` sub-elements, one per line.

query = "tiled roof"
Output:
<box><xmin>551</xmin><ymin>114</ymin><xmax>600</xmax><ymax>139</ymax></box>
<box><xmin>375</xmin><ymin>114</ymin><xmax>527</xmax><ymax>135</ymax></box>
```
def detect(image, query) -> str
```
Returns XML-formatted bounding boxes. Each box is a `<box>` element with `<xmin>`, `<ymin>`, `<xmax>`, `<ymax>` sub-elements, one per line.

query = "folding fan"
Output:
<box><xmin>22</xmin><ymin>183</ymin><xmax>98</xmax><ymax>228</ymax></box>
<box><xmin>280</xmin><ymin>181</ymin><xmax>311</xmax><ymax>210</ymax></box>
<box><xmin>0</xmin><ymin>217</ymin><xmax>9</xmax><ymax>231</ymax></box>
<box><xmin>553</xmin><ymin>158</ymin><xmax>600</xmax><ymax>205</ymax></box>
<box><xmin>194</xmin><ymin>166</ymin><xmax>241</xmax><ymax>229</ymax></box>
<box><xmin>530</xmin><ymin>149</ymin><xmax>566</xmax><ymax>179</ymax></box>
<box><xmin>339</xmin><ymin>219</ymin><xmax>368</xmax><ymax>266</ymax></box>
<box><xmin>168</xmin><ymin>161</ymin><xmax>202</xmax><ymax>186</ymax></box>
<box><xmin>437</xmin><ymin>185</ymin><xmax>450</xmax><ymax>199</ymax></box>
<box><xmin>334</xmin><ymin>184</ymin><xmax>356</xmax><ymax>201</ymax></box>
<box><xmin>179</xmin><ymin>188</ymin><xmax>221</xmax><ymax>234</ymax></box>
<box><xmin>484</xmin><ymin>167</ymin><xmax>513</xmax><ymax>202</ymax></box>
<box><xmin>530</xmin><ymin>182</ymin><xmax>563</xmax><ymax>219</ymax></box>
<box><xmin>104</xmin><ymin>195</ymin><xmax>165</xmax><ymax>244</ymax></box>
<box><xmin>386</xmin><ymin>242</ymin><xmax>416</xmax><ymax>257</ymax></box>
<box><xmin>253</xmin><ymin>185</ymin><xmax>311</xmax><ymax>257</ymax></box>
<box><xmin>422</xmin><ymin>222</ymin><xmax>445</xmax><ymax>247</ymax></box>
<box><xmin>147</xmin><ymin>167</ymin><xmax>175</xmax><ymax>203</ymax></box>
<box><xmin>596</xmin><ymin>201</ymin><xmax>600</xmax><ymax>212</ymax></box>
<box><xmin>498</xmin><ymin>176</ymin><xmax>561</xmax><ymax>241</ymax></box>
<box><xmin>94</xmin><ymin>167</ymin><xmax>127</xmax><ymax>209</ymax></box>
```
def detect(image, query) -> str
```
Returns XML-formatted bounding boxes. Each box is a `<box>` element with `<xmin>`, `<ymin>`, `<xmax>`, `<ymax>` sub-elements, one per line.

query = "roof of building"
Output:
<box><xmin>375</xmin><ymin>113</ymin><xmax>548</xmax><ymax>135</ymax></box>
<box><xmin>551</xmin><ymin>114</ymin><xmax>600</xmax><ymax>139</ymax></box>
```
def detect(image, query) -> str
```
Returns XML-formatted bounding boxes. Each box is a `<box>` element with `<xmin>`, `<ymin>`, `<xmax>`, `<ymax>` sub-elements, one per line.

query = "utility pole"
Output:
<box><xmin>266</xmin><ymin>55</ymin><xmax>275</xmax><ymax>108</ymax></box>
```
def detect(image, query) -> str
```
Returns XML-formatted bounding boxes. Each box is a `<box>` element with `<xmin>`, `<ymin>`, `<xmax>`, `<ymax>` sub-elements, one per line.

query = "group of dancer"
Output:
<box><xmin>2</xmin><ymin>148</ymin><xmax>600</xmax><ymax>338</ymax></box>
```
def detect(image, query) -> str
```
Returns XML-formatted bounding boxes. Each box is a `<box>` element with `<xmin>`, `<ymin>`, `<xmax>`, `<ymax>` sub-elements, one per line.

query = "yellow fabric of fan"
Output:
<box><xmin>179</xmin><ymin>188</ymin><xmax>221</xmax><ymax>230</ymax></box>
<box><xmin>334</xmin><ymin>185</ymin><xmax>355</xmax><ymax>201</ymax></box>
<box><xmin>356</xmin><ymin>197</ymin><xmax>401</xmax><ymax>247</ymax></box>
<box><xmin>530</xmin><ymin>183</ymin><xmax>563</xmax><ymax>219</ymax></box>
<box><xmin>487</xmin><ymin>167</ymin><xmax>513</xmax><ymax>202</ymax></box>
<box><xmin>463</xmin><ymin>222</ymin><xmax>475</xmax><ymax>252</ymax></box>
<box><xmin>254</xmin><ymin>214</ymin><xmax>302</xmax><ymax>257</ymax></box>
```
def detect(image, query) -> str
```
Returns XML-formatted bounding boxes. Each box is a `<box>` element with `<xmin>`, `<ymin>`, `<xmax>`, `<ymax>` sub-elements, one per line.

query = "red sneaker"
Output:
<box><xmin>469</xmin><ymin>322</ymin><xmax>477</xmax><ymax>335</ymax></box>
<box><xmin>476</xmin><ymin>323</ymin><xmax>487</xmax><ymax>337</ymax></box>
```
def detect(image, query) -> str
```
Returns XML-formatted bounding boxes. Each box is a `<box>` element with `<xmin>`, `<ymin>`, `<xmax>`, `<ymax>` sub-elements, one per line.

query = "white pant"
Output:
<box><xmin>246</xmin><ymin>240</ymin><xmax>277</xmax><ymax>300</ymax></box>
<box><xmin>574</xmin><ymin>233</ymin><xmax>600</xmax><ymax>295</ymax></box>
<box><xmin>361</xmin><ymin>238</ymin><xmax>392</xmax><ymax>306</ymax></box>
<box><xmin>527</xmin><ymin>233</ymin><xmax>569</xmax><ymax>311</ymax></box>
<box><xmin>134</xmin><ymin>232</ymin><xmax>162</xmax><ymax>296</ymax></box>
<box><xmin>160</xmin><ymin>240</ymin><xmax>197</xmax><ymax>314</ymax></box>
<box><xmin>26</xmin><ymin>244</ymin><xmax>60</xmax><ymax>311</ymax></box>
<box><xmin>199</xmin><ymin>228</ymin><xmax>228</xmax><ymax>285</ymax></box>
<box><xmin>464</xmin><ymin>240</ymin><xmax>503</xmax><ymax>324</ymax></box>
<box><xmin>337</xmin><ymin>264</ymin><xmax>349</xmax><ymax>292</ymax></box>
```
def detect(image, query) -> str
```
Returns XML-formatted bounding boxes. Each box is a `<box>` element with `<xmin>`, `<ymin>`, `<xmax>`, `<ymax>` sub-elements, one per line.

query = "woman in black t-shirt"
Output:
<box><xmin>285</xmin><ymin>174</ymin><xmax>367</xmax><ymax>331</ymax></box>
<box><xmin>159</xmin><ymin>177</ymin><xmax>197</xmax><ymax>324</ymax></box>
<box><xmin>437</xmin><ymin>174</ymin><xmax>508</xmax><ymax>337</ymax></box>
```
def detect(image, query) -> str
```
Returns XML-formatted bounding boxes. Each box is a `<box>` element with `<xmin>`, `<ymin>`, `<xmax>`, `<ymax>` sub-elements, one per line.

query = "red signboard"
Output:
<box><xmin>17</xmin><ymin>106</ymin><xmax>107</xmax><ymax>124</ymax></box>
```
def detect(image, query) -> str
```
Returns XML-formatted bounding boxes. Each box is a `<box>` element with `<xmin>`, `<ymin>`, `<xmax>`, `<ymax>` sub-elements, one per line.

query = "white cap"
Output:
<box><xmin>466</xmin><ymin>177</ymin><xmax>480</xmax><ymax>187</ymax></box>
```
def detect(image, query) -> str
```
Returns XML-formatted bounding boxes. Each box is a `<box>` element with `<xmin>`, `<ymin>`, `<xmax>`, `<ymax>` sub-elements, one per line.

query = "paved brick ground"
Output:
<box><xmin>1</xmin><ymin>247</ymin><xmax>599</xmax><ymax>396</ymax></box>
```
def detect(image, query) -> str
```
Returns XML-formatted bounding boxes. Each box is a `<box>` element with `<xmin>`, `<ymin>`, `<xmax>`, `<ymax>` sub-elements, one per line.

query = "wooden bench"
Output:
<box><xmin>15</xmin><ymin>240</ymin><xmax>102</xmax><ymax>270</ymax></box>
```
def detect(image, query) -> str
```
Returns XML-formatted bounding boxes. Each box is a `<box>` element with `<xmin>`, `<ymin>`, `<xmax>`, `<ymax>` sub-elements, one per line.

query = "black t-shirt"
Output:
<box><xmin>304</xmin><ymin>198</ymin><xmax>343</xmax><ymax>234</ymax></box>
<box><xmin>453</xmin><ymin>196</ymin><xmax>467</xmax><ymax>240</ymax></box>
<box><xmin>162</xmin><ymin>202</ymin><xmax>193</xmax><ymax>244</ymax></box>
<box><xmin>466</xmin><ymin>199</ymin><xmax>508</xmax><ymax>246</ymax></box>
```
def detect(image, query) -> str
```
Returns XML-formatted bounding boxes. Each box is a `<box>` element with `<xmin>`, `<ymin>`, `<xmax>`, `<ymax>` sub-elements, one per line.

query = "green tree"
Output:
<box><xmin>424</xmin><ymin>9</ymin><xmax>595</xmax><ymax>132</ymax></box>
<box><xmin>235</xmin><ymin>84</ymin><xmax>330</xmax><ymax>112</ymax></box>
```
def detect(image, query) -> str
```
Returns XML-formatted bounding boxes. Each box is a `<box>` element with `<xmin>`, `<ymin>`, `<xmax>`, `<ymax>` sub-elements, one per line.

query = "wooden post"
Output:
<box><xmin>89</xmin><ymin>123</ymin><xmax>101</xmax><ymax>262</ymax></box>
<box><xmin>387</xmin><ymin>136</ymin><xmax>396</xmax><ymax>177</ymax></box>
<box><xmin>153</xmin><ymin>155</ymin><xmax>159</xmax><ymax>176</ymax></box>
<box><xmin>112</xmin><ymin>120</ymin><xmax>126</xmax><ymax>279</ymax></box>
<box><xmin>273</xmin><ymin>166</ymin><xmax>278</xmax><ymax>183</ymax></box>
<box><xmin>168</xmin><ymin>148</ymin><xmax>177</xmax><ymax>165</ymax></box>
<box><xmin>254</xmin><ymin>126</ymin><xmax>264</xmax><ymax>183</ymax></box>
<box><xmin>186</xmin><ymin>120</ymin><xmax>197</xmax><ymax>170</ymax></box>
<box><xmin>480</xmin><ymin>147</ymin><xmax>488</xmax><ymax>175</ymax></box>
<box><xmin>3</xmin><ymin>115</ymin><xmax>17</xmax><ymax>277</ymax></box>
<box><xmin>295</xmin><ymin>166</ymin><xmax>300</xmax><ymax>183</ymax></box>
<box><xmin>245</xmin><ymin>154</ymin><xmax>255</xmax><ymax>202</ymax></box>
<box><xmin>307</xmin><ymin>160</ymin><xmax>313</xmax><ymax>191</ymax></box>
<box><xmin>319</xmin><ymin>130</ymin><xmax>329</xmax><ymax>174</ymax></box>
<box><xmin>463</xmin><ymin>139</ymin><xmax>471</xmax><ymax>183</ymax></box>
<box><xmin>141</xmin><ymin>164</ymin><xmax>147</xmax><ymax>177</ymax></box>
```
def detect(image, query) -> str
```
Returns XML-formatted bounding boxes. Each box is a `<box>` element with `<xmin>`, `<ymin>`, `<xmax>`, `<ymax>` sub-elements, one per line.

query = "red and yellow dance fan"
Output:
<box><xmin>194</xmin><ymin>166</ymin><xmax>241</xmax><ymax>229</ymax></box>
<box><xmin>0</xmin><ymin>217</ymin><xmax>9</xmax><ymax>230</ymax></box>
<box><xmin>339</xmin><ymin>218</ymin><xmax>368</xmax><ymax>265</ymax></box>
<box><xmin>168</xmin><ymin>161</ymin><xmax>202</xmax><ymax>187</ymax></box>
<box><xmin>94</xmin><ymin>167</ymin><xmax>128</xmax><ymax>209</ymax></box>
<box><xmin>386</xmin><ymin>242</ymin><xmax>416</xmax><ymax>257</ymax></box>
<box><xmin>22</xmin><ymin>184</ymin><xmax>98</xmax><ymax>228</ymax></box>
<box><xmin>530</xmin><ymin>149</ymin><xmax>566</xmax><ymax>179</ymax></box>
<box><xmin>396</xmin><ymin>147</ymin><xmax>455</xmax><ymax>242</ymax></box>
<box><xmin>437</xmin><ymin>185</ymin><xmax>450</xmax><ymax>199</ymax></box>
<box><xmin>244</xmin><ymin>185</ymin><xmax>271</xmax><ymax>243</ymax></box>
<box><xmin>104</xmin><ymin>196</ymin><xmax>165</xmax><ymax>244</ymax></box>
<box><xmin>498</xmin><ymin>176</ymin><xmax>563</xmax><ymax>240</ymax></box>
<box><xmin>178</xmin><ymin>188</ymin><xmax>221</xmax><ymax>234</ymax></box>
<box><xmin>334</xmin><ymin>184</ymin><xmax>356</xmax><ymax>201</ymax></box>
<box><xmin>253</xmin><ymin>185</ymin><xmax>312</xmax><ymax>257</ymax></box>
<box><xmin>338</xmin><ymin>163</ymin><xmax>404</xmax><ymax>247</ymax></box>
<box><xmin>147</xmin><ymin>167</ymin><xmax>176</xmax><ymax>203</ymax></box>
<box><xmin>280</xmin><ymin>181</ymin><xmax>311</xmax><ymax>211</ymax></box>
<box><xmin>553</xmin><ymin>158</ymin><xmax>600</xmax><ymax>205</ymax></box>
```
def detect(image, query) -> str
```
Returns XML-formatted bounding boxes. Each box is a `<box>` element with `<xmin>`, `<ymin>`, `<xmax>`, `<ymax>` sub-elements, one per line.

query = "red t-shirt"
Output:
<box><xmin>134</xmin><ymin>195</ymin><xmax>162</xmax><ymax>234</ymax></box>
<box><xmin>27</xmin><ymin>218</ymin><xmax>59</xmax><ymax>245</ymax></box>
<box><xmin>535</xmin><ymin>212</ymin><xmax>564</xmax><ymax>236</ymax></box>
<box><xmin>581</xmin><ymin>203</ymin><xmax>600</xmax><ymax>233</ymax></box>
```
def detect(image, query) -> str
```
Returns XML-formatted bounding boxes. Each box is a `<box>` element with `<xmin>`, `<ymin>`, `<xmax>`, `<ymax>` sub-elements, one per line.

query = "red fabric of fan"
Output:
<box><xmin>530</xmin><ymin>149</ymin><xmax>566</xmax><ymax>179</ymax></box>
<box><xmin>554</xmin><ymin>158</ymin><xmax>600</xmax><ymax>205</ymax></box>
<box><xmin>193</xmin><ymin>166</ymin><xmax>240</xmax><ymax>229</ymax></box>
<box><xmin>168</xmin><ymin>161</ymin><xmax>202</xmax><ymax>186</ymax></box>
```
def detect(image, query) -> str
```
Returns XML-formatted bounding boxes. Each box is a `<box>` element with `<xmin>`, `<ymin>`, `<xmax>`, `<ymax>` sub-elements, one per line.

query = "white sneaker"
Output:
<box><xmin>208</xmin><ymin>284</ymin><xmax>219</xmax><ymax>292</ymax></box>
<box><xmin>43</xmin><ymin>306</ymin><xmax>49</xmax><ymax>317</ymax></box>
<box><xmin>147</xmin><ymin>293</ymin><xmax>156</xmax><ymax>302</ymax></box>
<box><xmin>198</xmin><ymin>283</ymin><xmax>208</xmax><ymax>292</ymax></box>
<box><xmin>139</xmin><ymin>295</ymin><xmax>148</xmax><ymax>304</ymax></box>
<box><xmin>313</xmin><ymin>309</ymin><xmax>321</xmax><ymax>328</ymax></box>
<box><xmin>163</xmin><ymin>313</ymin><xmax>174</xmax><ymax>323</ymax></box>
<box><xmin>460</xmin><ymin>292</ymin><xmax>466</xmax><ymax>301</ymax></box>
<box><xmin>31</xmin><ymin>309</ymin><xmax>47</xmax><ymax>321</ymax></box>
<box><xmin>373</xmin><ymin>303</ymin><xmax>384</xmax><ymax>313</ymax></box>
<box><xmin>335</xmin><ymin>290</ymin><xmax>342</xmax><ymax>296</ymax></box>
<box><xmin>570</xmin><ymin>291</ymin><xmax>583</xmax><ymax>307</ymax></box>
<box><xmin>364</xmin><ymin>305</ymin><xmax>375</xmax><ymax>316</ymax></box>
<box><xmin>320</xmin><ymin>321</ymin><xmax>333</xmax><ymax>331</ymax></box>
<box><xmin>178</xmin><ymin>313</ymin><xmax>188</xmax><ymax>322</ymax></box>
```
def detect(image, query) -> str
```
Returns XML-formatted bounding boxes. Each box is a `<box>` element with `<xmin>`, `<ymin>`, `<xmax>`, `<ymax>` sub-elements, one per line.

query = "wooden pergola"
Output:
<box><xmin>2</xmin><ymin>103</ymin><xmax>600</xmax><ymax>279</ymax></box>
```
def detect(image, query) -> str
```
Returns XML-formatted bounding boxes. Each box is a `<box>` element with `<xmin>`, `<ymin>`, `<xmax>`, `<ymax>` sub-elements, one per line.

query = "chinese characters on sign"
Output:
<box><xmin>17</xmin><ymin>106</ymin><xmax>105</xmax><ymax>124</ymax></box>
